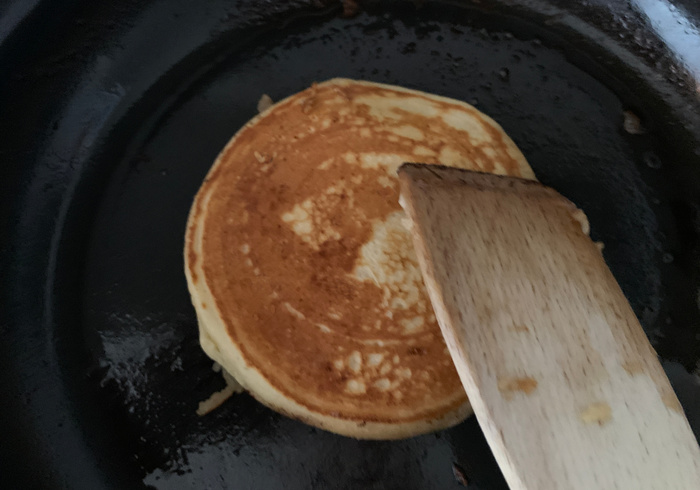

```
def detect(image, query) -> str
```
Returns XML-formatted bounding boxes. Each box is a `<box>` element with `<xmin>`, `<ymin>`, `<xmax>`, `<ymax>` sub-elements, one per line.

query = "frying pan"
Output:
<box><xmin>1</xmin><ymin>0</ymin><xmax>699</xmax><ymax>488</ymax></box>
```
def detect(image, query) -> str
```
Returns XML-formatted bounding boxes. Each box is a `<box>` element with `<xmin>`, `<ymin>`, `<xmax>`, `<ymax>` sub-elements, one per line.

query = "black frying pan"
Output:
<box><xmin>1</xmin><ymin>1</ymin><xmax>700</xmax><ymax>488</ymax></box>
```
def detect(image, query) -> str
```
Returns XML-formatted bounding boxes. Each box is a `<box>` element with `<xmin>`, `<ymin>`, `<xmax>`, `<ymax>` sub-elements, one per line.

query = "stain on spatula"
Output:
<box><xmin>398</xmin><ymin>163</ymin><xmax>700</xmax><ymax>490</ymax></box>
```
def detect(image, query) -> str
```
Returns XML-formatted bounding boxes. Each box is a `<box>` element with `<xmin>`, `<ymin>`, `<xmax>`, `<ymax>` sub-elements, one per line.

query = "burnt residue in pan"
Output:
<box><xmin>1</xmin><ymin>1</ymin><xmax>699</xmax><ymax>489</ymax></box>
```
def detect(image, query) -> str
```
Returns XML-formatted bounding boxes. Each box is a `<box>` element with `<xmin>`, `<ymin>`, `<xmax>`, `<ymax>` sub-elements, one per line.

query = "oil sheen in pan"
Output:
<box><xmin>77</xmin><ymin>4</ymin><xmax>700</xmax><ymax>490</ymax></box>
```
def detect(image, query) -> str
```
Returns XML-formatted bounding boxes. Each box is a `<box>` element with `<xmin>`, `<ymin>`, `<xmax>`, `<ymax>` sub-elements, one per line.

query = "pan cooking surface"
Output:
<box><xmin>1</xmin><ymin>1</ymin><xmax>699</xmax><ymax>489</ymax></box>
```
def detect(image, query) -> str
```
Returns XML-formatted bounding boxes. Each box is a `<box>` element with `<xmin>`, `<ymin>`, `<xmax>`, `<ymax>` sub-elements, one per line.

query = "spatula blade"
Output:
<box><xmin>398</xmin><ymin>163</ymin><xmax>700</xmax><ymax>490</ymax></box>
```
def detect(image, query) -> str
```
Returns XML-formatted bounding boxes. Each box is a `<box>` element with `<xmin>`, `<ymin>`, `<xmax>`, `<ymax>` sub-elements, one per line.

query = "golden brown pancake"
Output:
<box><xmin>185</xmin><ymin>78</ymin><xmax>535</xmax><ymax>439</ymax></box>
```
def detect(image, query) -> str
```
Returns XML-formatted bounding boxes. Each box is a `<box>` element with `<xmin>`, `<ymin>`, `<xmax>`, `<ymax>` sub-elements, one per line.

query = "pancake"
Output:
<box><xmin>185</xmin><ymin>78</ymin><xmax>535</xmax><ymax>439</ymax></box>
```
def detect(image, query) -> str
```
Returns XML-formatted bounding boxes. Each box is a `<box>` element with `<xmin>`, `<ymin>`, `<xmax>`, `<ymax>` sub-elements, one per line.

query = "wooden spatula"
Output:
<box><xmin>398</xmin><ymin>163</ymin><xmax>700</xmax><ymax>490</ymax></box>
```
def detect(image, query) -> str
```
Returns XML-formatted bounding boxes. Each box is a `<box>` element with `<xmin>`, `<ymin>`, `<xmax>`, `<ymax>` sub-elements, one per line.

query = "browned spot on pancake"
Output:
<box><xmin>197</xmin><ymin>80</ymin><xmax>530</xmax><ymax>424</ymax></box>
<box><xmin>201</xmin><ymin>302</ymin><xmax>207</xmax><ymax>309</ymax></box>
<box><xmin>189</xmin><ymin>258</ymin><xmax>198</xmax><ymax>284</ymax></box>
<box><xmin>498</xmin><ymin>376</ymin><xmax>538</xmax><ymax>400</ymax></box>
<box><xmin>580</xmin><ymin>402</ymin><xmax>612</xmax><ymax>425</ymax></box>
<box><xmin>513</xmin><ymin>324</ymin><xmax>530</xmax><ymax>333</ymax></box>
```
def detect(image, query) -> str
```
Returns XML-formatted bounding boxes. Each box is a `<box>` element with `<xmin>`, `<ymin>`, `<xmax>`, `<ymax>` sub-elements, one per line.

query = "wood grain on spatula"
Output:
<box><xmin>398</xmin><ymin>163</ymin><xmax>700</xmax><ymax>490</ymax></box>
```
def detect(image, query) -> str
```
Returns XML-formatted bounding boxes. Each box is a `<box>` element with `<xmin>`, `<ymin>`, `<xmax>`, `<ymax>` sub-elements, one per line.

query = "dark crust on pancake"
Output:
<box><xmin>189</xmin><ymin>79</ymin><xmax>530</xmax><ymax>426</ymax></box>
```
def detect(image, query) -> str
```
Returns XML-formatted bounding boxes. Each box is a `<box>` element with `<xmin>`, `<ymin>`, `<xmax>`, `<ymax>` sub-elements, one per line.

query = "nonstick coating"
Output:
<box><xmin>1</xmin><ymin>1</ymin><xmax>700</xmax><ymax>489</ymax></box>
